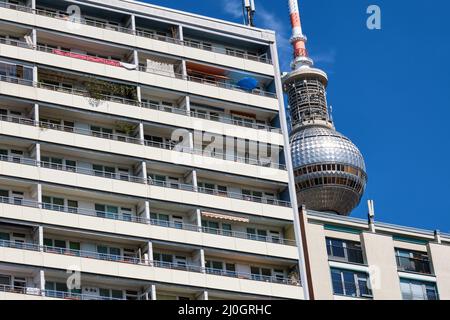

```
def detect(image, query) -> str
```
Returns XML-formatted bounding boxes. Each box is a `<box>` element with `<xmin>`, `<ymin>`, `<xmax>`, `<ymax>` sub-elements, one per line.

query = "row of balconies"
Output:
<box><xmin>0</xmin><ymin>55</ymin><xmax>283</xmax><ymax>145</ymax></box>
<box><xmin>0</xmin><ymin>264</ymin><xmax>215</xmax><ymax>300</ymax></box>
<box><xmin>0</xmin><ymin>64</ymin><xmax>282</xmax><ymax>140</ymax></box>
<box><xmin>0</xmin><ymin>265</ymin><xmax>279</xmax><ymax>300</ymax></box>
<box><xmin>0</xmin><ymin>14</ymin><xmax>278</xmax><ymax>103</ymax></box>
<box><xmin>0</xmin><ymin>106</ymin><xmax>288</xmax><ymax>186</ymax></box>
<box><xmin>0</xmin><ymin>239</ymin><xmax>298</xmax><ymax>287</ymax></box>
<box><xmin>0</xmin><ymin>148</ymin><xmax>293</xmax><ymax>221</ymax></box>
<box><xmin>0</xmin><ymin>220</ymin><xmax>303</xmax><ymax>299</ymax></box>
<box><xmin>0</xmin><ymin>0</ymin><xmax>273</xmax><ymax>67</ymax></box>
<box><xmin>0</xmin><ymin>43</ymin><xmax>278</xmax><ymax>117</ymax></box>
<box><xmin>0</xmin><ymin>144</ymin><xmax>290</xmax><ymax>208</ymax></box>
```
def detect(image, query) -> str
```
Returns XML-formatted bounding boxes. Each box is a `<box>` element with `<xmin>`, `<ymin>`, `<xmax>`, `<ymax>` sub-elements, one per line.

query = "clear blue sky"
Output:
<box><xmin>141</xmin><ymin>0</ymin><xmax>450</xmax><ymax>232</ymax></box>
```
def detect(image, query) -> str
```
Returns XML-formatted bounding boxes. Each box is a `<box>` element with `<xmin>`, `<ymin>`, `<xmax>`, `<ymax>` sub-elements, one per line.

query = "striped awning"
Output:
<box><xmin>201</xmin><ymin>211</ymin><xmax>249</xmax><ymax>223</ymax></box>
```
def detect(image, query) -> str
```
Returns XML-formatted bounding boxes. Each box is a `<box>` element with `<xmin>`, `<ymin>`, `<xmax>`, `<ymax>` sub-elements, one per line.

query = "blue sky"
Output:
<box><xmin>142</xmin><ymin>0</ymin><xmax>450</xmax><ymax>232</ymax></box>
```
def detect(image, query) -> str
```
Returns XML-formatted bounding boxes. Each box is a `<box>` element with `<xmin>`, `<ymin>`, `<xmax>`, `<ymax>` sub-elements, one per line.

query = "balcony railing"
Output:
<box><xmin>0</xmin><ymin>284</ymin><xmax>42</xmax><ymax>297</ymax></box>
<box><xmin>327</xmin><ymin>244</ymin><xmax>365</xmax><ymax>265</ymax></box>
<box><xmin>0</xmin><ymin>196</ymin><xmax>296</xmax><ymax>246</ymax></box>
<box><xmin>44</xmin><ymin>289</ymin><xmax>126</xmax><ymax>300</ymax></box>
<box><xmin>0</xmin><ymin>2</ymin><xmax>271</xmax><ymax>64</ymax></box>
<box><xmin>396</xmin><ymin>255</ymin><xmax>432</xmax><ymax>275</ymax></box>
<box><xmin>204</xmin><ymin>268</ymin><xmax>299</xmax><ymax>286</ymax></box>
<box><xmin>197</xmin><ymin>186</ymin><xmax>290</xmax><ymax>207</ymax></box>
<box><xmin>0</xmin><ymin>239</ymin><xmax>299</xmax><ymax>286</ymax></box>
<box><xmin>0</xmin><ymin>284</ymin><xmax>128</xmax><ymax>300</ymax></box>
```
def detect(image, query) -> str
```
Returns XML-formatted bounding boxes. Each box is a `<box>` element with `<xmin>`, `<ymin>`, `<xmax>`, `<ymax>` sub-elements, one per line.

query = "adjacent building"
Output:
<box><xmin>300</xmin><ymin>208</ymin><xmax>450</xmax><ymax>300</ymax></box>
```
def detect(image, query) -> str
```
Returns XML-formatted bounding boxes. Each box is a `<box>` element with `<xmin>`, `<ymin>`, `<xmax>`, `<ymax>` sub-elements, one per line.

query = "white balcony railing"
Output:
<box><xmin>0</xmin><ymin>194</ymin><xmax>296</xmax><ymax>246</ymax></box>
<box><xmin>0</xmin><ymin>2</ymin><xmax>273</xmax><ymax>64</ymax></box>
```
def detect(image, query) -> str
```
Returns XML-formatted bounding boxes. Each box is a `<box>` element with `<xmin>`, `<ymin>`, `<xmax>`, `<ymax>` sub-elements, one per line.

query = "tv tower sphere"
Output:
<box><xmin>284</xmin><ymin>0</ymin><xmax>367</xmax><ymax>215</ymax></box>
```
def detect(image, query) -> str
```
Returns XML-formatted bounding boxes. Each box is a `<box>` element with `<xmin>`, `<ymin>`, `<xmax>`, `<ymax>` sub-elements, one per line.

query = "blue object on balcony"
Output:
<box><xmin>237</xmin><ymin>77</ymin><xmax>258</xmax><ymax>91</ymax></box>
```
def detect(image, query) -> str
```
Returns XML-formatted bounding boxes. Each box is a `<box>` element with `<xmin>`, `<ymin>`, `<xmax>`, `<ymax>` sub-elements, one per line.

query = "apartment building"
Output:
<box><xmin>300</xmin><ymin>207</ymin><xmax>450</xmax><ymax>300</ymax></box>
<box><xmin>0</xmin><ymin>0</ymin><xmax>307</xmax><ymax>300</ymax></box>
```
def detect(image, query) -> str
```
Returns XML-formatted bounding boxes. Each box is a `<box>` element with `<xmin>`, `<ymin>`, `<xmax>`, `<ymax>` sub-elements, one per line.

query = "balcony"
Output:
<box><xmin>0</xmin><ymin>238</ymin><xmax>299</xmax><ymax>287</ymax></box>
<box><xmin>0</xmin><ymin>194</ymin><xmax>296</xmax><ymax>247</ymax></box>
<box><xmin>0</xmin><ymin>2</ymin><xmax>273</xmax><ymax>65</ymax></box>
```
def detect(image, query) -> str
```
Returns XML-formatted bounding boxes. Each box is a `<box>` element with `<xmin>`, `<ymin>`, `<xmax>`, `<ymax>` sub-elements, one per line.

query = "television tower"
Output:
<box><xmin>283</xmin><ymin>0</ymin><xmax>367</xmax><ymax>215</ymax></box>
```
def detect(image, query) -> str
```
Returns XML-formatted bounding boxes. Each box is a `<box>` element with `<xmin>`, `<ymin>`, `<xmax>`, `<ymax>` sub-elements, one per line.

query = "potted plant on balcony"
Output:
<box><xmin>83</xmin><ymin>78</ymin><xmax>137</xmax><ymax>107</ymax></box>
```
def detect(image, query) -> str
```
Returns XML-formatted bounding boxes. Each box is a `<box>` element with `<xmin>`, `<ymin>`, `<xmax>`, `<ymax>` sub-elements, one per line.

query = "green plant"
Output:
<box><xmin>115</xmin><ymin>121</ymin><xmax>137</xmax><ymax>135</ymax></box>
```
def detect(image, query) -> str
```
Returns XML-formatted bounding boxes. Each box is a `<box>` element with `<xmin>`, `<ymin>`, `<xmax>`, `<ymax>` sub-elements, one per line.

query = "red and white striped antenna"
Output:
<box><xmin>288</xmin><ymin>0</ymin><xmax>313</xmax><ymax>69</ymax></box>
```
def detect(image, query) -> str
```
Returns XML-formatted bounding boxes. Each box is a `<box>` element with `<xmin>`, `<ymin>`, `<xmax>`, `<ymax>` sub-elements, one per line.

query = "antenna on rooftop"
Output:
<box><xmin>243</xmin><ymin>0</ymin><xmax>256</xmax><ymax>27</ymax></box>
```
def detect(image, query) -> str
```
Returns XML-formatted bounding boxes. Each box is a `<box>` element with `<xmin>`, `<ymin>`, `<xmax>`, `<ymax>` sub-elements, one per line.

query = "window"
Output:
<box><xmin>95</xmin><ymin>204</ymin><xmax>118</xmax><ymax>219</ymax></box>
<box><xmin>330</xmin><ymin>268</ymin><xmax>372</xmax><ymax>298</ymax></box>
<box><xmin>100</xmin><ymin>288</ymin><xmax>123</xmax><ymax>300</ymax></box>
<box><xmin>65</xmin><ymin>160</ymin><xmax>76</xmax><ymax>172</ymax></box>
<box><xmin>42</xmin><ymin>196</ymin><xmax>64</xmax><ymax>211</ymax></box>
<box><xmin>0</xmin><ymin>189</ymin><xmax>8</xmax><ymax>202</ymax></box>
<box><xmin>11</xmin><ymin>150</ymin><xmax>23</xmax><ymax>163</ymax></box>
<box><xmin>222</xmin><ymin>224</ymin><xmax>232</xmax><ymax>237</ymax></box>
<box><xmin>225</xmin><ymin>263</ymin><xmax>236</xmax><ymax>277</ymax></box>
<box><xmin>395</xmin><ymin>249</ymin><xmax>431</xmax><ymax>274</ymax></box>
<box><xmin>150</xmin><ymin>213</ymin><xmax>169</xmax><ymax>227</ymax></box>
<box><xmin>121</xmin><ymin>207</ymin><xmax>133</xmax><ymax>222</ymax></box>
<box><xmin>400</xmin><ymin>278</ymin><xmax>438</xmax><ymax>300</ymax></box>
<box><xmin>118</xmin><ymin>168</ymin><xmax>130</xmax><ymax>181</ymax></box>
<box><xmin>97</xmin><ymin>245</ymin><xmax>121</xmax><ymax>260</ymax></box>
<box><xmin>41</xmin><ymin>156</ymin><xmax>63</xmax><ymax>169</ymax></box>
<box><xmin>13</xmin><ymin>277</ymin><xmax>26</xmax><ymax>293</ymax></box>
<box><xmin>67</xmin><ymin>200</ymin><xmax>78</xmax><ymax>213</ymax></box>
<box><xmin>0</xmin><ymin>274</ymin><xmax>11</xmax><ymax>287</ymax></box>
<box><xmin>273</xmin><ymin>269</ymin><xmax>285</xmax><ymax>282</ymax></box>
<box><xmin>247</xmin><ymin>228</ymin><xmax>268</xmax><ymax>242</ymax></box>
<box><xmin>0</xmin><ymin>232</ymin><xmax>10</xmax><ymax>241</ymax></box>
<box><xmin>172</xmin><ymin>216</ymin><xmax>183</xmax><ymax>229</ymax></box>
<box><xmin>202</xmin><ymin>220</ymin><xmax>219</xmax><ymax>234</ymax></box>
<box><xmin>154</xmin><ymin>252</ymin><xmax>173</xmax><ymax>267</ymax></box>
<box><xmin>0</xmin><ymin>148</ymin><xmax>7</xmax><ymax>161</ymax></box>
<box><xmin>12</xmin><ymin>191</ymin><xmax>23</xmax><ymax>205</ymax></box>
<box><xmin>125</xmin><ymin>290</ymin><xmax>138</xmax><ymax>300</ymax></box>
<box><xmin>148</xmin><ymin>174</ymin><xmax>166</xmax><ymax>187</ymax></box>
<box><xmin>93</xmin><ymin>164</ymin><xmax>115</xmax><ymax>178</ymax></box>
<box><xmin>174</xmin><ymin>256</ymin><xmax>187</xmax><ymax>269</ymax></box>
<box><xmin>206</xmin><ymin>260</ymin><xmax>223</xmax><ymax>274</ymax></box>
<box><xmin>326</xmin><ymin>238</ymin><xmax>364</xmax><ymax>264</ymax></box>
<box><xmin>269</xmin><ymin>231</ymin><xmax>281</xmax><ymax>244</ymax></box>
